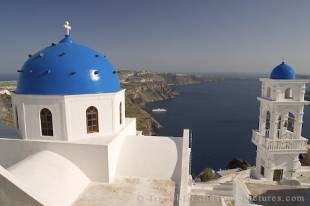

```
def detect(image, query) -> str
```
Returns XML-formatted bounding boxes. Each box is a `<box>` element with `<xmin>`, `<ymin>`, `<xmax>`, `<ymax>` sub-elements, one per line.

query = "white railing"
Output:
<box><xmin>265</xmin><ymin>138</ymin><xmax>308</xmax><ymax>152</ymax></box>
<box><xmin>252</xmin><ymin>130</ymin><xmax>308</xmax><ymax>152</ymax></box>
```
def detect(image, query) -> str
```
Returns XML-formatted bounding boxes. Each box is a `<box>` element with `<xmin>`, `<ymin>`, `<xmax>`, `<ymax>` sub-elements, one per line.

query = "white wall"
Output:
<box><xmin>64</xmin><ymin>90</ymin><xmax>125</xmax><ymax>140</ymax></box>
<box><xmin>0</xmin><ymin>138</ymin><xmax>109</xmax><ymax>182</ymax></box>
<box><xmin>260</xmin><ymin>79</ymin><xmax>309</xmax><ymax>101</ymax></box>
<box><xmin>115</xmin><ymin>134</ymin><xmax>183</xmax><ymax>181</ymax></box>
<box><xmin>12</xmin><ymin>94</ymin><xmax>66</xmax><ymax>141</ymax></box>
<box><xmin>0</xmin><ymin>165</ymin><xmax>43</xmax><ymax>206</ymax></box>
<box><xmin>11</xmin><ymin>90</ymin><xmax>126</xmax><ymax>141</ymax></box>
<box><xmin>177</xmin><ymin>129</ymin><xmax>191</xmax><ymax>206</ymax></box>
<box><xmin>107</xmin><ymin>118</ymin><xmax>136</xmax><ymax>182</ymax></box>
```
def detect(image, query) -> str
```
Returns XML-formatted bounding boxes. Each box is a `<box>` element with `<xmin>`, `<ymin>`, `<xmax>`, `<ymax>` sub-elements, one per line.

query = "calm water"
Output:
<box><xmin>0</xmin><ymin>121</ymin><xmax>19</xmax><ymax>138</ymax></box>
<box><xmin>145</xmin><ymin>79</ymin><xmax>310</xmax><ymax>176</ymax></box>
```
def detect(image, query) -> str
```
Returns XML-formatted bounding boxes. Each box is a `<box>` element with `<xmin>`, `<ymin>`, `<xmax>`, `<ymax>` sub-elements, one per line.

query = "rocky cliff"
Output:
<box><xmin>123</xmin><ymin>81</ymin><xmax>177</xmax><ymax>135</ymax></box>
<box><xmin>119</xmin><ymin>70</ymin><xmax>209</xmax><ymax>134</ymax></box>
<box><xmin>0</xmin><ymin>93</ymin><xmax>13</xmax><ymax>126</ymax></box>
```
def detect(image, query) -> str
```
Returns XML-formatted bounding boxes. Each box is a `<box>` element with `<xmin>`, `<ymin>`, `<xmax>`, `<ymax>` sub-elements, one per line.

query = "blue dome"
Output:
<box><xmin>270</xmin><ymin>62</ymin><xmax>296</xmax><ymax>80</ymax></box>
<box><xmin>16</xmin><ymin>35</ymin><xmax>121</xmax><ymax>95</ymax></box>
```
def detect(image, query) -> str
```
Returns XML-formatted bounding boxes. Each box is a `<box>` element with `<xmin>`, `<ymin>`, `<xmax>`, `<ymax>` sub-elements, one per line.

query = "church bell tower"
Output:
<box><xmin>252</xmin><ymin>62</ymin><xmax>309</xmax><ymax>181</ymax></box>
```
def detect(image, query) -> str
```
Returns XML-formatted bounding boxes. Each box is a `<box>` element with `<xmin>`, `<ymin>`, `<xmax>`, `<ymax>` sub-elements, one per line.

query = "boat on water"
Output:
<box><xmin>152</xmin><ymin>108</ymin><xmax>167</xmax><ymax>112</ymax></box>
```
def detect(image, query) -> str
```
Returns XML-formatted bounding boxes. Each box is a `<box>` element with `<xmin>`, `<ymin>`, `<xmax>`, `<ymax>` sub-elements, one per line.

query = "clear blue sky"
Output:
<box><xmin>1</xmin><ymin>0</ymin><xmax>310</xmax><ymax>75</ymax></box>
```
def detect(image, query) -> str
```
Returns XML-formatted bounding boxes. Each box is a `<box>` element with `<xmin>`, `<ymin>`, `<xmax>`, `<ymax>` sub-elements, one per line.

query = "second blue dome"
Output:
<box><xmin>270</xmin><ymin>62</ymin><xmax>296</xmax><ymax>80</ymax></box>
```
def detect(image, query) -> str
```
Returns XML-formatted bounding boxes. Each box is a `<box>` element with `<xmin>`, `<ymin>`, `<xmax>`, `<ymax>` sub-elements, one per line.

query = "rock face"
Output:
<box><xmin>195</xmin><ymin>168</ymin><xmax>219</xmax><ymax>182</ymax></box>
<box><xmin>0</xmin><ymin>94</ymin><xmax>13</xmax><ymax>126</ymax></box>
<box><xmin>301</xmin><ymin>145</ymin><xmax>310</xmax><ymax>166</ymax></box>
<box><xmin>119</xmin><ymin>70</ymin><xmax>210</xmax><ymax>134</ymax></box>
<box><xmin>125</xmin><ymin>81</ymin><xmax>176</xmax><ymax>104</ymax></box>
<box><xmin>123</xmin><ymin>81</ymin><xmax>177</xmax><ymax>135</ymax></box>
<box><xmin>159</xmin><ymin>73</ymin><xmax>204</xmax><ymax>85</ymax></box>
<box><xmin>226</xmin><ymin>158</ymin><xmax>251</xmax><ymax>170</ymax></box>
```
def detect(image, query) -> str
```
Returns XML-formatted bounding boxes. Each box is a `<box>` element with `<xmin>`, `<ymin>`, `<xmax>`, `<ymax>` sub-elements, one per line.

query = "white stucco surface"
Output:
<box><xmin>178</xmin><ymin>129</ymin><xmax>191</xmax><ymax>206</ymax></box>
<box><xmin>11</xmin><ymin>90</ymin><xmax>125</xmax><ymax>141</ymax></box>
<box><xmin>0</xmin><ymin>138</ymin><xmax>110</xmax><ymax>181</ymax></box>
<box><xmin>8</xmin><ymin>151</ymin><xmax>90</xmax><ymax>206</ymax></box>
<box><xmin>116</xmin><ymin>135</ymin><xmax>182</xmax><ymax>181</ymax></box>
<box><xmin>64</xmin><ymin>90</ymin><xmax>125</xmax><ymax>140</ymax></box>
<box><xmin>12</xmin><ymin>94</ymin><xmax>66</xmax><ymax>141</ymax></box>
<box><xmin>0</xmin><ymin>165</ymin><xmax>43</xmax><ymax>206</ymax></box>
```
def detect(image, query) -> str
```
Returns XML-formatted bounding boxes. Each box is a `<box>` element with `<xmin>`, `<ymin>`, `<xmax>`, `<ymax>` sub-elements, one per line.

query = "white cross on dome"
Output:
<box><xmin>64</xmin><ymin>21</ymin><xmax>71</xmax><ymax>36</ymax></box>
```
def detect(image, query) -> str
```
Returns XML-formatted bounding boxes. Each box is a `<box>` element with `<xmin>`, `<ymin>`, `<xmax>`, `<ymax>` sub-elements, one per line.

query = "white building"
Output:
<box><xmin>0</xmin><ymin>22</ymin><xmax>191</xmax><ymax>206</ymax></box>
<box><xmin>252</xmin><ymin>61</ymin><xmax>309</xmax><ymax>182</ymax></box>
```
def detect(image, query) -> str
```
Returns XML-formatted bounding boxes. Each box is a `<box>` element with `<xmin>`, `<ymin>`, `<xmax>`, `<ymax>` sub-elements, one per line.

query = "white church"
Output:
<box><xmin>0</xmin><ymin>22</ymin><xmax>191</xmax><ymax>206</ymax></box>
<box><xmin>0</xmin><ymin>22</ymin><xmax>309</xmax><ymax>206</ymax></box>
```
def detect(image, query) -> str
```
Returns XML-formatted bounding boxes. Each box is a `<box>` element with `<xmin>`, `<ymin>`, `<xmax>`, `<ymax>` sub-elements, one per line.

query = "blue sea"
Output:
<box><xmin>145</xmin><ymin>79</ymin><xmax>310</xmax><ymax>176</ymax></box>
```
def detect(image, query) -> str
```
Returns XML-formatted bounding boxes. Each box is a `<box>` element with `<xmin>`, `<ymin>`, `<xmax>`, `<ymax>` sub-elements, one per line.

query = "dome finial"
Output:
<box><xmin>64</xmin><ymin>21</ymin><xmax>71</xmax><ymax>36</ymax></box>
<box><xmin>282</xmin><ymin>57</ymin><xmax>286</xmax><ymax>64</ymax></box>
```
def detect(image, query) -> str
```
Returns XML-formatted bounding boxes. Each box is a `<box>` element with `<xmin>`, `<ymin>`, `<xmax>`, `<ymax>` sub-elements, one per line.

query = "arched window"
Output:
<box><xmin>15</xmin><ymin>106</ymin><xmax>19</xmax><ymax>130</ymax></box>
<box><xmin>265</xmin><ymin>111</ymin><xmax>270</xmax><ymax>137</ymax></box>
<box><xmin>120</xmin><ymin>102</ymin><xmax>123</xmax><ymax>125</ymax></box>
<box><xmin>40</xmin><ymin>108</ymin><xmax>53</xmax><ymax>136</ymax></box>
<box><xmin>285</xmin><ymin>88</ymin><xmax>293</xmax><ymax>99</ymax></box>
<box><xmin>267</xmin><ymin>87</ymin><xmax>271</xmax><ymax>98</ymax></box>
<box><xmin>86</xmin><ymin>106</ymin><xmax>99</xmax><ymax>133</ymax></box>
<box><xmin>287</xmin><ymin>112</ymin><xmax>295</xmax><ymax>132</ymax></box>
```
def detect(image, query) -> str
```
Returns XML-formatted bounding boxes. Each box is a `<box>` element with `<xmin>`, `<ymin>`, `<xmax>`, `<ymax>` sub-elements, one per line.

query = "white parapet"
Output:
<box><xmin>252</xmin><ymin>130</ymin><xmax>308</xmax><ymax>153</ymax></box>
